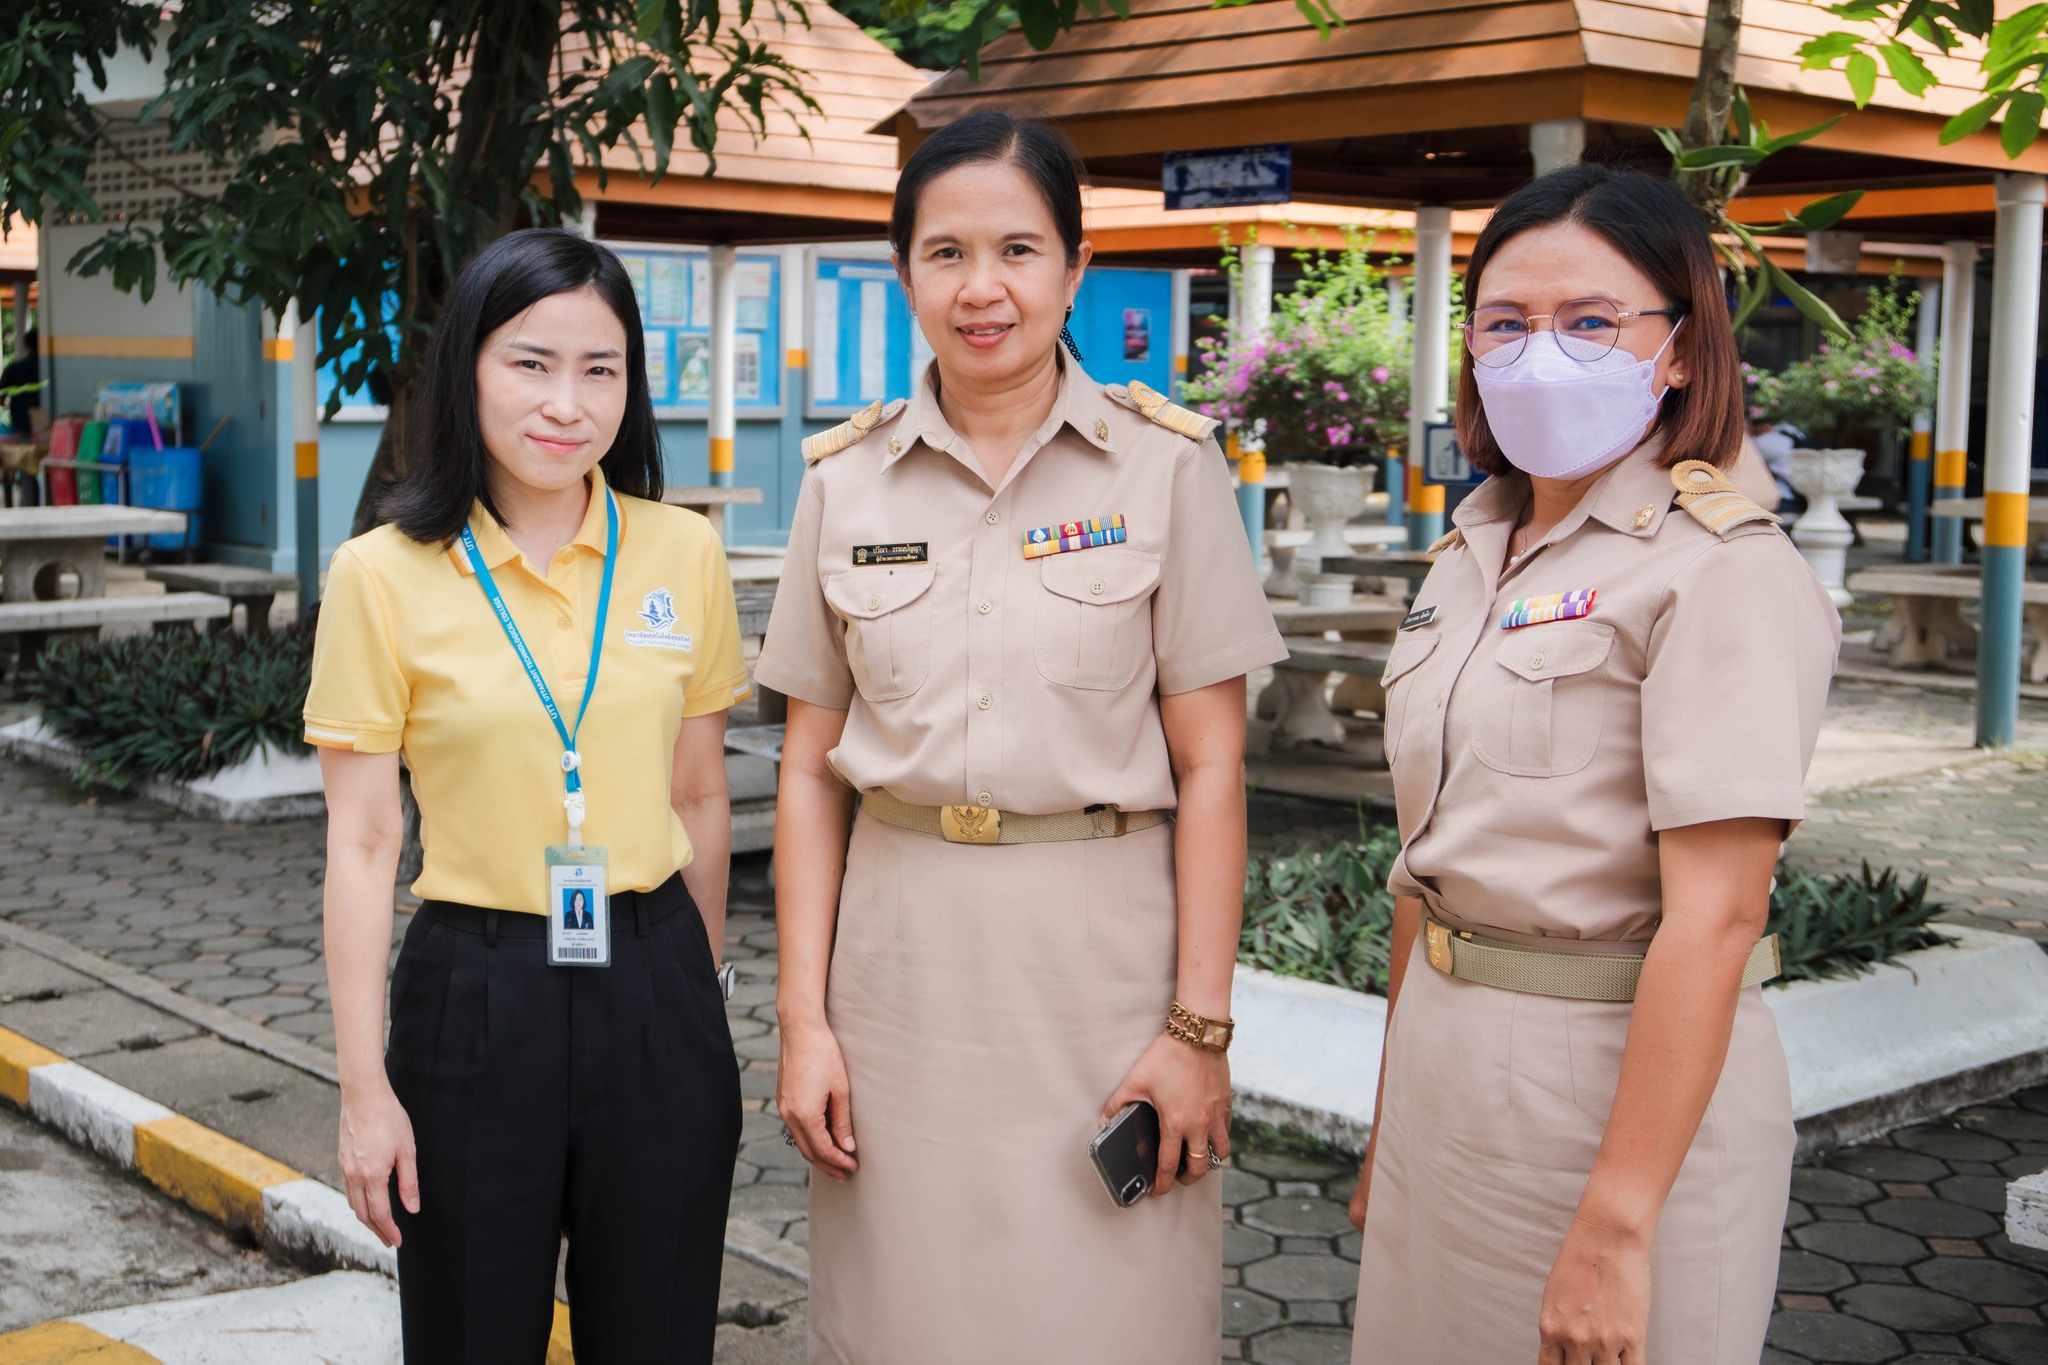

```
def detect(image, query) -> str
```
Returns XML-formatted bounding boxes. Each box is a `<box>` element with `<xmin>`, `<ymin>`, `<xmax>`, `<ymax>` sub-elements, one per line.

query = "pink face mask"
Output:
<box><xmin>1472</xmin><ymin>321</ymin><xmax>1685</xmax><ymax>479</ymax></box>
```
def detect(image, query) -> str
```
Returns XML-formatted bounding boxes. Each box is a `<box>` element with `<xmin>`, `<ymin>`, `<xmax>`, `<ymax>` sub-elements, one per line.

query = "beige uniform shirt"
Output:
<box><xmin>755</xmin><ymin>361</ymin><xmax>1286</xmax><ymax>813</ymax></box>
<box><xmin>1382</xmin><ymin>440</ymin><xmax>1841</xmax><ymax>944</ymax></box>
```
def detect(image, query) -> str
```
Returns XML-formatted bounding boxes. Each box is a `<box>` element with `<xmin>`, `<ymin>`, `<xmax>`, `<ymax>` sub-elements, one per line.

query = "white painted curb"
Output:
<box><xmin>72</xmin><ymin>1271</ymin><xmax>401</xmax><ymax>1364</ymax></box>
<box><xmin>0</xmin><ymin>718</ymin><xmax>324</xmax><ymax>822</ymax></box>
<box><xmin>1233</xmin><ymin>925</ymin><xmax>2048</xmax><ymax>1153</ymax></box>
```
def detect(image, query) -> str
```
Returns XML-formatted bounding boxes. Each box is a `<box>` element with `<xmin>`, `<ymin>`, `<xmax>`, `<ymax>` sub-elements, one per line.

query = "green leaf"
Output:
<box><xmin>1733</xmin><ymin>86</ymin><xmax>1754</xmax><ymax>142</ymax></box>
<box><xmin>1845</xmin><ymin>50</ymin><xmax>1879</xmax><ymax>106</ymax></box>
<box><xmin>2003</xmin><ymin>88</ymin><xmax>2046</xmax><ymax>156</ymax></box>
<box><xmin>646</xmin><ymin>72</ymin><xmax>677</xmax><ymax>170</ymax></box>
<box><xmin>1017</xmin><ymin>0</ymin><xmax>1063</xmax><ymax>48</ymax></box>
<box><xmin>1731</xmin><ymin>262</ymin><xmax>1771</xmax><ymax>331</ymax></box>
<box><xmin>1767</xmin><ymin>260</ymin><xmax>1854</xmax><ymax>340</ymax></box>
<box><xmin>1942</xmin><ymin>93</ymin><xmax>2005</xmax><ymax>142</ymax></box>
<box><xmin>1989</xmin><ymin>3</ymin><xmax>2048</xmax><ymax>61</ymax></box>
<box><xmin>1652</xmin><ymin>125</ymin><xmax>1683</xmax><ymax>159</ymax></box>
<box><xmin>1958</xmin><ymin>0</ymin><xmax>1995</xmax><ymax>33</ymax></box>
<box><xmin>1879</xmin><ymin>40</ymin><xmax>1938</xmax><ymax>94</ymax></box>
<box><xmin>1761</xmin><ymin>114</ymin><xmax>1845</xmax><ymax>155</ymax></box>
<box><xmin>1675</xmin><ymin>144</ymin><xmax>1769</xmax><ymax>170</ymax></box>
<box><xmin>1796</xmin><ymin>30</ymin><xmax>1866</xmax><ymax>64</ymax></box>
<box><xmin>1789</xmin><ymin>189</ymin><xmax>1866</xmax><ymax>232</ymax></box>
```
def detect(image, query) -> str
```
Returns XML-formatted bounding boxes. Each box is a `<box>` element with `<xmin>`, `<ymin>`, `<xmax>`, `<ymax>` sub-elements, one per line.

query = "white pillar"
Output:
<box><xmin>1977</xmin><ymin>174</ymin><xmax>2044</xmax><ymax>746</ymax></box>
<box><xmin>1529</xmin><ymin>120</ymin><xmax>1586</xmax><ymax>176</ymax></box>
<box><xmin>1905</xmin><ymin>280</ymin><xmax>1940</xmax><ymax>560</ymax></box>
<box><xmin>1235</xmin><ymin>244</ymin><xmax>1275</xmax><ymax>558</ymax></box>
<box><xmin>708</xmin><ymin>244</ymin><xmax>737</xmax><ymax>493</ymax></box>
<box><xmin>1169</xmin><ymin>268</ymin><xmax>1192</xmax><ymax>399</ymax></box>
<box><xmin>1387</xmin><ymin>276</ymin><xmax>1407</xmax><ymax>327</ymax></box>
<box><xmin>1407</xmin><ymin>206</ymin><xmax>1455</xmax><ymax>547</ymax></box>
<box><xmin>1933</xmin><ymin>240</ymin><xmax>1978</xmax><ymax>564</ymax></box>
<box><xmin>8</xmin><ymin>284</ymin><xmax>25</xmax><ymax>355</ymax></box>
<box><xmin>287</xmin><ymin>300</ymin><xmax>321</xmax><ymax>615</ymax></box>
<box><xmin>576</xmin><ymin>202</ymin><xmax>599</xmax><ymax>240</ymax></box>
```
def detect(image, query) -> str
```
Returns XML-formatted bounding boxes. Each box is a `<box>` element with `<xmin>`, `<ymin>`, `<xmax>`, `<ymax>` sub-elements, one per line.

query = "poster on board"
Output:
<box><xmin>1123</xmin><ymin>309</ymin><xmax>1152</xmax><ymax>362</ymax></box>
<box><xmin>676</xmin><ymin>335</ymin><xmax>711</xmax><ymax>403</ymax></box>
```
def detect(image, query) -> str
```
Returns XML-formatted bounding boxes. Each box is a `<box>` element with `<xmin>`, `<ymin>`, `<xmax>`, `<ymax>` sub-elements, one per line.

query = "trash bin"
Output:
<box><xmin>132</xmin><ymin>446</ymin><xmax>202</xmax><ymax>553</ymax></box>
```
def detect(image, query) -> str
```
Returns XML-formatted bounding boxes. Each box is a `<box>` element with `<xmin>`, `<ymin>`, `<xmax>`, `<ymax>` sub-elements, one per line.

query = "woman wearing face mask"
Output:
<box><xmin>307</xmin><ymin>228</ymin><xmax>750</xmax><ymax>1360</ymax></box>
<box><xmin>755</xmin><ymin>111</ymin><xmax>1285</xmax><ymax>1363</ymax></box>
<box><xmin>1346</xmin><ymin>164</ymin><xmax>1839</xmax><ymax>1365</ymax></box>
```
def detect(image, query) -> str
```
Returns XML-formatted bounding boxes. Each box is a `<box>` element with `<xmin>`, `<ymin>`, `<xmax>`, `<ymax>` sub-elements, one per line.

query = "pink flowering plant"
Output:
<box><xmin>1182</xmin><ymin>229</ymin><xmax>1413</xmax><ymax>468</ymax></box>
<box><xmin>1748</xmin><ymin>281</ymin><xmax>1933</xmax><ymax>448</ymax></box>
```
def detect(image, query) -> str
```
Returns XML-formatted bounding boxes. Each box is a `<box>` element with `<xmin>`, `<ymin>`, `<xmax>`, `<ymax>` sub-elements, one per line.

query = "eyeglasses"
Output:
<box><xmin>1462</xmin><ymin>299</ymin><xmax>1688</xmax><ymax>369</ymax></box>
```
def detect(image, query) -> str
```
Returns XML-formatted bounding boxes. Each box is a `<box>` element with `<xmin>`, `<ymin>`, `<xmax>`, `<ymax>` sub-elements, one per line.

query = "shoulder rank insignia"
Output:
<box><xmin>1669</xmin><ymin>459</ymin><xmax>1780</xmax><ymax>537</ymax></box>
<box><xmin>1108</xmin><ymin>380</ymin><xmax>1218</xmax><ymax>443</ymax></box>
<box><xmin>802</xmin><ymin>398</ymin><xmax>906</xmax><ymax>464</ymax></box>
<box><xmin>1427</xmin><ymin>528</ymin><xmax>1464</xmax><ymax>555</ymax></box>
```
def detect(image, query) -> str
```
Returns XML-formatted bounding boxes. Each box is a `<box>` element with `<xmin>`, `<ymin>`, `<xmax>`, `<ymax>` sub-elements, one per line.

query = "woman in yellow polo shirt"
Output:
<box><xmin>305</xmin><ymin>228</ymin><xmax>752</xmax><ymax>1363</ymax></box>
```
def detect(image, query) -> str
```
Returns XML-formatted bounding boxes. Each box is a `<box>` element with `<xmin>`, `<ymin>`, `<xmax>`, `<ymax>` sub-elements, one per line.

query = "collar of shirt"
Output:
<box><xmin>886</xmin><ymin>357</ymin><xmax>1119</xmax><ymax>480</ymax></box>
<box><xmin>1451</xmin><ymin>433</ymin><xmax>1677</xmax><ymax>550</ymax></box>
<box><xmin>445</xmin><ymin>466</ymin><xmax>619</xmax><ymax>578</ymax></box>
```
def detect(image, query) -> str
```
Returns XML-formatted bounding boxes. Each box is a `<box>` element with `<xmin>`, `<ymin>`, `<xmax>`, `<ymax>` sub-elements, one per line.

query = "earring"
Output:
<box><xmin>1060</xmin><ymin>305</ymin><xmax>1084</xmax><ymax>364</ymax></box>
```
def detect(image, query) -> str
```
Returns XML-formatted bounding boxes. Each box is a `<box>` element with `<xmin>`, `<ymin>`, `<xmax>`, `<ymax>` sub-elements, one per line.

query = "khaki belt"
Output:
<box><xmin>862</xmin><ymin>790</ymin><xmax>1170</xmax><ymax>845</ymax></box>
<box><xmin>1423</xmin><ymin>918</ymin><xmax>1781</xmax><ymax>1002</ymax></box>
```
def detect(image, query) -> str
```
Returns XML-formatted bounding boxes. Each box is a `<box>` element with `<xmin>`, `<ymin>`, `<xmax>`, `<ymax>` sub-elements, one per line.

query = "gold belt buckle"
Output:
<box><xmin>1424</xmin><ymin>920</ymin><xmax>1455</xmax><ymax>973</ymax></box>
<box><xmin>940</xmin><ymin>804</ymin><xmax>1002</xmax><ymax>844</ymax></box>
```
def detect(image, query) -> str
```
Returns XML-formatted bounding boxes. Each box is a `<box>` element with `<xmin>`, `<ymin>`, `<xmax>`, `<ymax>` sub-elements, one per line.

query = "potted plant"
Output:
<box><xmin>1186</xmin><ymin>231</ymin><xmax>1409</xmax><ymax>581</ymax></box>
<box><xmin>1750</xmin><ymin>282</ymin><xmax>1933</xmax><ymax>606</ymax></box>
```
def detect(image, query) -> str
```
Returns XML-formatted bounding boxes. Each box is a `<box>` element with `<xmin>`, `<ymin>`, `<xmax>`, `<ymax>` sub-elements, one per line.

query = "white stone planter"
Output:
<box><xmin>1784</xmin><ymin>447</ymin><xmax>1867</xmax><ymax>611</ymax></box>
<box><xmin>1</xmin><ymin>717</ymin><xmax>324</xmax><ymax>822</ymax></box>
<box><xmin>1232</xmin><ymin>925</ymin><xmax>2048</xmax><ymax>1156</ymax></box>
<box><xmin>1283</xmin><ymin>463</ymin><xmax>1376</xmax><ymax>573</ymax></box>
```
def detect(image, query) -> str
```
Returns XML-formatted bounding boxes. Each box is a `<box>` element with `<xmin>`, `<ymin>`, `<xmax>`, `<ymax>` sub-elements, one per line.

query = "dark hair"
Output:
<box><xmin>382</xmin><ymin>228</ymin><xmax>664</xmax><ymax>543</ymax></box>
<box><xmin>1455</xmin><ymin>164</ymin><xmax>1745</xmax><ymax>475</ymax></box>
<box><xmin>890</xmin><ymin>111</ymin><xmax>1088</xmax><ymax>267</ymax></box>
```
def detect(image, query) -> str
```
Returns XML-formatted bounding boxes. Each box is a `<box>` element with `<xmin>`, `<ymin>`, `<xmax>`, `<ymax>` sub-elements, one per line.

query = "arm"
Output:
<box><xmin>1347</xmin><ymin>893</ymin><xmax>1421</xmax><ymax>1231</ymax></box>
<box><xmin>1537</xmin><ymin>816</ymin><xmax>1781</xmax><ymax>1365</ymax></box>
<box><xmin>320</xmin><ymin>747</ymin><xmax>418</xmax><ymax>1247</ymax></box>
<box><xmin>1101</xmin><ymin>676</ymin><xmax>1247</xmax><ymax>1195</ymax></box>
<box><xmin>671</xmin><ymin>709</ymin><xmax>732</xmax><ymax>962</ymax></box>
<box><xmin>774</xmin><ymin>698</ymin><xmax>860</xmax><ymax>1179</ymax></box>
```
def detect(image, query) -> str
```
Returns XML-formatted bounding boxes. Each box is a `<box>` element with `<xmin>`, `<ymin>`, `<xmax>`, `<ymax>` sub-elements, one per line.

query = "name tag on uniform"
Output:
<box><xmin>546</xmin><ymin>845</ymin><xmax>611</xmax><ymax>967</ymax></box>
<box><xmin>853</xmin><ymin>543</ymin><xmax>928</xmax><ymax>566</ymax></box>
<box><xmin>1401</xmin><ymin>606</ymin><xmax>1436</xmax><ymax>630</ymax></box>
<box><xmin>1500</xmin><ymin>589</ymin><xmax>1597</xmax><ymax>630</ymax></box>
<box><xmin>1023</xmin><ymin>514</ymin><xmax>1126</xmax><ymax>559</ymax></box>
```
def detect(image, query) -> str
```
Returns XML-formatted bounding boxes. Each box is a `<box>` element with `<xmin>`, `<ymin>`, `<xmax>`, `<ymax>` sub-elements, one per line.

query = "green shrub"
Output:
<box><xmin>1240</xmin><ymin>830</ymin><xmax>1952</xmax><ymax>994</ymax></box>
<box><xmin>30</xmin><ymin>627</ymin><xmax>313</xmax><ymax>784</ymax></box>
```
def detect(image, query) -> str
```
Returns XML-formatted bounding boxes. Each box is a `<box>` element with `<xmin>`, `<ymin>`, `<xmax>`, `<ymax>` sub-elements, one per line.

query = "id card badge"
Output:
<box><xmin>545</xmin><ymin>845</ymin><xmax>611</xmax><ymax>967</ymax></box>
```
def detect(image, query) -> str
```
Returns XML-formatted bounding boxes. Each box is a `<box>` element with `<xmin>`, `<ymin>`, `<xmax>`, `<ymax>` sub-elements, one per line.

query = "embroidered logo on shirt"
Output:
<box><xmin>1022</xmin><ymin>514</ymin><xmax>1127</xmax><ymax>559</ymax></box>
<box><xmin>1499</xmin><ymin>589</ymin><xmax>1596</xmax><ymax>630</ymax></box>
<box><xmin>624</xmin><ymin>587</ymin><xmax>694</xmax><ymax>651</ymax></box>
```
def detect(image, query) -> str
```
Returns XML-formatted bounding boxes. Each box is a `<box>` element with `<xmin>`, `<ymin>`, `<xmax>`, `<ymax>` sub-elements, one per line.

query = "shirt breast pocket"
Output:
<box><xmin>1033</xmin><ymin>549</ymin><xmax>1162</xmax><ymax>691</ymax></box>
<box><xmin>1379</xmin><ymin>630</ymin><xmax>1440</xmax><ymax>769</ymax></box>
<box><xmin>823</xmin><ymin>565</ymin><xmax>936</xmax><ymax>702</ymax></box>
<box><xmin>1472</xmin><ymin>622</ymin><xmax>1615</xmax><ymax>778</ymax></box>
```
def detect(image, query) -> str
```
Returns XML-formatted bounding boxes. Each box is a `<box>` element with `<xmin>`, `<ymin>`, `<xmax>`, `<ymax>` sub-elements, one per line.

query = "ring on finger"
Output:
<box><xmin>1206</xmin><ymin>1147</ymin><xmax>1225</xmax><ymax>1170</ymax></box>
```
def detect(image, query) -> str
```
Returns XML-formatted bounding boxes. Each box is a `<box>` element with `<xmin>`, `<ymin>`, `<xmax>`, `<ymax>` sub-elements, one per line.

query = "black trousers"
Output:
<box><xmin>386</xmin><ymin>873</ymin><xmax>742</xmax><ymax>1364</ymax></box>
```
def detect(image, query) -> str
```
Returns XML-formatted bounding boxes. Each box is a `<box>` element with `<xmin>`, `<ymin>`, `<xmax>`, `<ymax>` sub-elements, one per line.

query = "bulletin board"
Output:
<box><xmin>615</xmin><ymin>246</ymin><xmax>782</xmax><ymax>416</ymax></box>
<box><xmin>809</xmin><ymin>256</ymin><xmax>922</xmax><ymax>419</ymax></box>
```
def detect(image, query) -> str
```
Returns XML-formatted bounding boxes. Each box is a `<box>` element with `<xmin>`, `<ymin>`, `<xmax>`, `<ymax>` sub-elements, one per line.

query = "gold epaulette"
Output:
<box><xmin>1427</xmin><ymin>529</ymin><xmax>1463</xmax><ymax>554</ymax></box>
<box><xmin>801</xmin><ymin>398</ymin><xmax>905</xmax><ymax>464</ymax></box>
<box><xmin>1108</xmin><ymin>380</ymin><xmax>1218</xmax><ymax>442</ymax></box>
<box><xmin>1670</xmin><ymin>459</ymin><xmax>1781</xmax><ymax>537</ymax></box>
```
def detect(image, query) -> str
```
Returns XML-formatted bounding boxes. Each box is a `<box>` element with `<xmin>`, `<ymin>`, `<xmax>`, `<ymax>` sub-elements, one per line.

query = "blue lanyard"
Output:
<box><xmin>459</xmin><ymin>486</ymin><xmax>618</xmax><ymax>838</ymax></box>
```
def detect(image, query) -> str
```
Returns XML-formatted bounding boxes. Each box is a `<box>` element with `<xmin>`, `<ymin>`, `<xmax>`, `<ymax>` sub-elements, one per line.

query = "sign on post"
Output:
<box><xmin>1163</xmin><ymin>145</ymin><xmax>1292</xmax><ymax>211</ymax></box>
<box><xmin>1423</xmin><ymin>422</ymin><xmax>1483</xmax><ymax>486</ymax></box>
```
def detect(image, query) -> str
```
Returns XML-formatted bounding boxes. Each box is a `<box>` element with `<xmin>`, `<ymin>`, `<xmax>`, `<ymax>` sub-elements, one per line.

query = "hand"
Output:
<box><xmin>1100</xmin><ymin>1032</ymin><xmax>1231</xmax><ymax>1197</ymax></box>
<box><xmin>338</xmin><ymin>1081</ymin><xmax>418</xmax><ymax>1248</ymax></box>
<box><xmin>777</xmin><ymin>1018</ymin><xmax>858</xmax><ymax>1181</ymax></box>
<box><xmin>1537</xmin><ymin>1216</ymin><xmax>1652</xmax><ymax>1365</ymax></box>
<box><xmin>1346</xmin><ymin>1142</ymin><xmax>1376</xmax><ymax>1232</ymax></box>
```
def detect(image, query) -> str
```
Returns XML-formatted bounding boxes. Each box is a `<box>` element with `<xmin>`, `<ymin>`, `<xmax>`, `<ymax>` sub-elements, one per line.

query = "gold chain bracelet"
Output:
<box><xmin>1165</xmin><ymin>999</ymin><xmax>1234</xmax><ymax>1054</ymax></box>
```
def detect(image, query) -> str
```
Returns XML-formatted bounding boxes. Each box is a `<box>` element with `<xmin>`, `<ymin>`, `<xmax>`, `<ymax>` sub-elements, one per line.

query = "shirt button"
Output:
<box><xmin>866</xmin><ymin>594</ymin><xmax>881</xmax><ymax>611</ymax></box>
<box><xmin>978</xmin><ymin>600</ymin><xmax>993</xmax><ymax>615</ymax></box>
<box><xmin>977</xmin><ymin>694</ymin><xmax>992</xmax><ymax>710</ymax></box>
<box><xmin>985</xmin><ymin>511</ymin><xmax>1000</xmax><ymax>525</ymax></box>
<box><xmin>557</xmin><ymin>616</ymin><xmax>571</xmax><ymax>629</ymax></box>
<box><xmin>1530</xmin><ymin>652</ymin><xmax>1545</xmax><ymax>670</ymax></box>
<box><xmin>977</xmin><ymin>790</ymin><xmax>993</xmax><ymax>807</ymax></box>
<box><xmin>1089</xmin><ymin>579</ymin><xmax>1105</xmax><ymax>595</ymax></box>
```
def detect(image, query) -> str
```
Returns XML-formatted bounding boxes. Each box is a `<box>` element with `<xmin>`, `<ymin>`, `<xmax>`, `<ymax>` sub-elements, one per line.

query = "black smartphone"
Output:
<box><xmin>1089</xmin><ymin>1101</ymin><xmax>1187</xmax><ymax>1208</ymax></box>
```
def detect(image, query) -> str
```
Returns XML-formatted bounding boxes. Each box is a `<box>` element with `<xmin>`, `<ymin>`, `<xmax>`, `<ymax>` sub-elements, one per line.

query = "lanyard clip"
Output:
<box><xmin>561</xmin><ymin>750</ymin><xmax>581</xmax><ymax>773</ymax></box>
<box><xmin>564</xmin><ymin>791</ymin><xmax>586</xmax><ymax>851</ymax></box>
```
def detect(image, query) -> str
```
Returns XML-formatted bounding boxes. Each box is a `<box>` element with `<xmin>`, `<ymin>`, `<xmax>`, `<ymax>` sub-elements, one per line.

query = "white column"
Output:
<box><xmin>1977</xmin><ymin>174</ymin><xmax>2045</xmax><ymax>746</ymax></box>
<box><xmin>1169</xmin><ymin>268</ymin><xmax>1192</xmax><ymax>399</ymax></box>
<box><xmin>1407</xmin><ymin>206</ymin><xmax>1455</xmax><ymax>547</ymax></box>
<box><xmin>288</xmin><ymin>300</ymin><xmax>321</xmax><ymax>614</ymax></box>
<box><xmin>708</xmin><ymin>244</ymin><xmax>737</xmax><ymax>493</ymax></box>
<box><xmin>1528</xmin><ymin>120</ymin><xmax>1586</xmax><ymax>176</ymax></box>
<box><xmin>576</xmin><ymin>202</ymin><xmax>599</xmax><ymax>240</ymax></box>
<box><xmin>1387</xmin><ymin>276</ymin><xmax>1408</xmax><ymax>327</ymax></box>
<box><xmin>1235</xmin><ymin>244</ymin><xmax>1275</xmax><ymax>559</ymax></box>
<box><xmin>1905</xmin><ymin>280</ymin><xmax>1940</xmax><ymax>560</ymax></box>
<box><xmin>1933</xmin><ymin>240</ymin><xmax>1979</xmax><ymax>564</ymax></box>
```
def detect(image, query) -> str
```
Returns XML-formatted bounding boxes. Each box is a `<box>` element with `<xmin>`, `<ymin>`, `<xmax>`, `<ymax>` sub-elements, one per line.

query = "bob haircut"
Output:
<box><xmin>381</xmin><ymin>228</ymin><xmax>664</xmax><ymax>544</ymax></box>
<box><xmin>1456</xmin><ymin>163</ymin><xmax>1745</xmax><ymax>476</ymax></box>
<box><xmin>890</xmin><ymin>111</ymin><xmax>1089</xmax><ymax>268</ymax></box>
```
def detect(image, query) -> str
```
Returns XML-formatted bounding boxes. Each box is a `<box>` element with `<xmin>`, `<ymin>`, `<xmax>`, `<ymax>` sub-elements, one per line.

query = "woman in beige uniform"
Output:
<box><xmin>755</xmin><ymin>111</ymin><xmax>1285</xmax><ymax>1363</ymax></box>
<box><xmin>1349</xmin><ymin>164</ymin><xmax>1840</xmax><ymax>1365</ymax></box>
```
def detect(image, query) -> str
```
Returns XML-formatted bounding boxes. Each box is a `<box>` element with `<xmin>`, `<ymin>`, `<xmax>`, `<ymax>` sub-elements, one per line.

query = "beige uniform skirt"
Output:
<box><xmin>808</xmin><ymin>810</ymin><xmax>1221</xmax><ymax>1364</ymax></box>
<box><xmin>1352</xmin><ymin>937</ymin><xmax>1795</xmax><ymax>1365</ymax></box>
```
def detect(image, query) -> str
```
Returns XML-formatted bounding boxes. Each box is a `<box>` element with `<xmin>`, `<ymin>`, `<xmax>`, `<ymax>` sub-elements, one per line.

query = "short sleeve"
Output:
<box><xmin>303</xmin><ymin>544</ymin><xmax>409</xmax><ymax>753</ymax></box>
<box><xmin>683</xmin><ymin>528</ymin><xmax>753</xmax><ymax>717</ymax></box>
<box><xmin>1152</xmin><ymin>438</ymin><xmax>1288</xmax><ymax>695</ymax></box>
<box><xmin>754</xmin><ymin>474</ymin><xmax>855</xmax><ymax>708</ymax></box>
<box><xmin>1640</xmin><ymin>532</ymin><xmax>1840</xmax><ymax>830</ymax></box>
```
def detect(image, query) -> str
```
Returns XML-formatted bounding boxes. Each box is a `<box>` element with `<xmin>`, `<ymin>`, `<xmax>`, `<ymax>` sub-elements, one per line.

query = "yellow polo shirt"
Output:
<box><xmin>303</xmin><ymin>470</ymin><xmax>752</xmax><ymax>914</ymax></box>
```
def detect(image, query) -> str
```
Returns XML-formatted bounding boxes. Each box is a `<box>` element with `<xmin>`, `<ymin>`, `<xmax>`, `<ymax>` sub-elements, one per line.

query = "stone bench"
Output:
<box><xmin>0</xmin><ymin>592</ymin><xmax>232</xmax><ymax>670</ymax></box>
<box><xmin>2010</xmin><ymin>1171</ymin><xmax>2048</xmax><ymax>1251</ymax></box>
<box><xmin>144</xmin><ymin>564</ymin><xmax>295</xmax><ymax>635</ymax></box>
<box><xmin>1847</xmin><ymin>565</ymin><xmax>2048</xmax><ymax>682</ymax></box>
<box><xmin>1269</xmin><ymin>636</ymin><xmax>1393</xmax><ymax>750</ymax></box>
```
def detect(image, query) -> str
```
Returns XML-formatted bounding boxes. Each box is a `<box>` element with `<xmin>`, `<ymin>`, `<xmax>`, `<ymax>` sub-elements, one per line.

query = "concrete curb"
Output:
<box><xmin>0</xmin><ymin>1023</ymin><xmax>394</xmax><ymax>1278</ymax></box>
<box><xmin>0</xmin><ymin>1272</ymin><xmax>401</xmax><ymax>1364</ymax></box>
<box><xmin>0</xmin><ymin>718</ymin><xmax>326</xmax><ymax>824</ymax></box>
